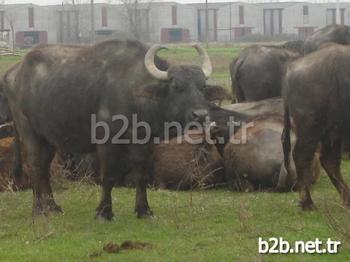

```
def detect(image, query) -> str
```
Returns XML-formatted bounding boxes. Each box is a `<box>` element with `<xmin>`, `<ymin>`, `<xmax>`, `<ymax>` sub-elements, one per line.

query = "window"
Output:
<box><xmin>198</xmin><ymin>9</ymin><xmax>217</xmax><ymax>41</ymax></box>
<box><xmin>0</xmin><ymin>11</ymin><xmax>4</xmax><ymax>30</ymax></box>
<box><xmin>326</xmin><ymin>9</ymin><xmax>336</xmax><ymax>25</ymax></box>
<box><xmin>327</xmin><ymin>8</ymin><xmax>346</xmax><ymax>25</ymax></box>
<box><xmin>172</xmin><ymin>6</ymin><xmax>177</xmax><ymax>25</ymax></box>
<box><xmin>263</xmin><ymin>9</ymin><xmax>283</xmax><ymax>36</ymax></box>
<box><xmin>303</xmin><ymin>6</ymin><xmax>309</xmax><ymax>24</ymax></box>
<box><xmin>341</xmin><ymin>8</ymin><xmax>345</xmax><ymax>25</ymax></box>
<box><xmin>28</xmin><ymin>7</ymin><xmax>34</xmax><ymax>28</ymax></box>
<box><xmin>239</xmin><ymin>5</ymin><xmax>244</xmax><ymax>25</ymax></box>
<box><xmin>101</xmin><ymin>7</ymin><xmax>108</xmax><ymax>27</ymax></box>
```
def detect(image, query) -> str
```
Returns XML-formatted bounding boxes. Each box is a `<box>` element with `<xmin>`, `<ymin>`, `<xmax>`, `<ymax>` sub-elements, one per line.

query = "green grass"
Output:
<box><xmin>0</xmin><ymin>46</ymin><xmax>241</xmax><ymax>92</ymax></box>
<box><xmin>158</xmin><ymin>46</ymin><xmax>241</xmax><ymax>91</ymax></box>
<box><xmin>0</xmin><ymin>56</ymin><xmax>20</xmax><ymax>76</ymax></box>
<box><xmin>2</xmin><ymin>170</ymin><xmax>350</xmax><ymax>261</ymax></box>
<box><xmin>2</xmin><ymin>47</ymin><xmax>350</xmax><ymax>261</ymax></box>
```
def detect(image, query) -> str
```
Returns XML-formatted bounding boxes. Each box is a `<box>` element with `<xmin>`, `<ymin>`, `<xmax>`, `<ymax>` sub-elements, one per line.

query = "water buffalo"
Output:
<box><xmin>4</xmin><ymin>39</ymin><xmax>218</xmax><ymax>220</ymax></box>
<box><xmin>303</xmin><ymin>24</ymin><xmax>350</xmax><ymax>54</ymax></box>
<box><xmin>152</xmin><ymin>131</ymin><xmax>224</xmax><ymax>190</ymax></box>
<box><xmin>224</xmin><ymin>115</ymin><xmax>320</xmax><ymax>192</ymax></box>
<box><xmin>0</xmin><ymin>137</ymin><xmax>14</xmax><ymax>191</ymax></box>
<box><xmin>281</xmin><ymin>40</ymin><xmax>305</xmax><ymax>54</ymax></box>
<box><xmin>283</xmin><ymin>44</ymin><xmax>350</xmax><ymax>210</ymax></box>
<box><xmin>34</xmin><ymin>131</ymin><xmax>224</xmax><ymax>190</ymax></box>
<box><xmin>202</xmin><ymin>85</ymin><xmax>232</xmax><ymax>106</ymax></box>
<box><xmin>222</xmin><ymin>97</ymin><xmax>283</xmax><ymax>118</ymax></box>
<box><xmin>230</xmin><ymin>45</ymin><xmax>300</xmax><ymax>102</ymax></box>
<box><xmin>0</xmin><ymin>79</ymin><xmax>10</xmax><ymax>125</ymax></box>
<box><xmin>0</xmin><ymin>78</ymin><xmax>12</xmax><ymax>139</ymax></box>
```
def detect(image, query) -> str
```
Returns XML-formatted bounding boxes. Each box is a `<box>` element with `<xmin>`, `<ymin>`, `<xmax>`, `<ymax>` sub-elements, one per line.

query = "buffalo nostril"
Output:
<box><xmin>192</xmin><ymin>109</ymin><xmax>209</xmax><ymax>121</ymax></box>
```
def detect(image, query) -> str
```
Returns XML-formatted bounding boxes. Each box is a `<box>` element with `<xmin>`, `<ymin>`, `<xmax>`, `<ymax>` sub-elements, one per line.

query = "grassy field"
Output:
<box><xmin>2</xmin><ymin>48</ymin><xmax>350</xmax><ymax>261</ymax></box>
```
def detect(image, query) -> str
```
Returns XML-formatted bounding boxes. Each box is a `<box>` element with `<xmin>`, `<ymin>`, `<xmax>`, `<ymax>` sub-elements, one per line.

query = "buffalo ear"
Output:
<box><xmin>134</xmin><ymin>84</ymin><xmax>168</xmax><ymax>100</ymax></box>
<box><xmin>204</xmin><ymin>85</ymin><xmax>232</xmax><ymax>102</ymax></box>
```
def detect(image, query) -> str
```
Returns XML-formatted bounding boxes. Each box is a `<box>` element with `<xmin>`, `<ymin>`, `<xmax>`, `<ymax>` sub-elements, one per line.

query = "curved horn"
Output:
<box><xmin>192</xmin><ymin>44</ymin><xmax>213</xmax><ymax>78</ymax></box>
<box><xmin>0</xmin><ymin>122</ymin><xmax>13</xmax><ymax>131</ymax></box>
<box><xmin>144</xmin><ymin>45</ymin><xmax>169</xmax><ymax>80</ymax></box>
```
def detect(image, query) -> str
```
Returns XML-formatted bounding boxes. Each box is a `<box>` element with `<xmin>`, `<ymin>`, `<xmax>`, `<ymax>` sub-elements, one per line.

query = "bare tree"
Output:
<box><xmin>4</xmin><ymin>9</ymin><xmax>17</xmax><ymax>50</ymax></box>
<box><xmin>0</xmin><ymin>1</ymin><xmax>13</xmax><ymax>49</ymax></box>
<box><xmin>109</xmin><ymin>0</ymin><xmax>152</xmax><ymax>41</ymax></box>
<box><xmin>126</xmin><ymin>0</ymin><xmax>152</xmax><ymax>41</ymax></box>
<box><xmin>64</xmin><ymin>0</ymin><xmax>81</xmax><ymax>43</ymax></box>
<box><xmin>62</xmin><ymin>0</ymin><xmax>86</xmax><ymax>43</ymax></box>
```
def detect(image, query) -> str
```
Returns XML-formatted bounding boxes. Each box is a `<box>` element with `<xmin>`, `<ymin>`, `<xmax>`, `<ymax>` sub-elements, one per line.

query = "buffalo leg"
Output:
<box><xmin>320</xmin><ymin>137</ymin><xmax>350</xmax><ymax>207</ymax></box>
<box><xmin>129</xmin><ymin>144</ymin><xmax>153</xmax><ymax>218</ymax></box>
<box><xmin>13</xmin><ymin>114</ymin><xmax>60</xmax><ymax>215</ymax></box>
<box><xmin>293</xmin><ymin>137</ymin><xmax>319</xmax><ymax>210</ymax></box>
<box><xmin>24</xmin><ymin>139</ymin><xmax>59</xmax><ymax>214</ymax></box>
<box><xmin>11</xmin><ymin>127</ymin><xmax>23</xmax><ymax>190</ymax></box>
<box><xmin>135</xmin><ymin>168</ymin><xmax>153</xmax><ymax>218</ymax></box>
<box><xmin>95</xmin><ymin>145</ymin><xmax>126</xmax><ymax>220</ymax></box>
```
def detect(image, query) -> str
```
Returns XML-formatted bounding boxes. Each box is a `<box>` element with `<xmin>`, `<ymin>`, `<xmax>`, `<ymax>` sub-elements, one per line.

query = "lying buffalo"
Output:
<box><xmin>4</xmin><ymin>40</ymin><xmax>221</xmax><ymax>220</ymax></box>
<box><xmin>0</xmin><ymin>137</ymin><xmax>30</xmax><ymax>191</ymax></box>
<box><xmin>152</xmin><ymin>131</ymin><xmax>224</xmax><ymax>190</ymax></box>
<box><xmin>230</xmin><ymin>45</ymin><xmax>300</xmax><ymax>102</ymax></box>
<box><xmin>203</xmin><ymin>85</ymin><xmax>232</xmax><ymax>106</ymax></box>
<box><xmin>222</xmin><ymin>97</ymin><xmax>283</xmax><ymax>118</ymax></box>
<box><xmin>0</xmin><ymin>79</ymin><xmax>10</xmax><ymax>125</ymax></box>
<box><xmin>224</xmin><ymin>115</ymin><xmax>320</xmax><ymax>191</ymax></box>
<box><xmin>0</xmin><ymin>79</ymin><xmax>12</xmax><ymax>138</ymax></box>
<box><xmin>303</xmin><ymin>24</ymin><xmax>350</xmax><ymax>54</ymax></box>
<box><xmin>0</xmin><ymin>137</ymin><xmax>14</xmax><ymax>191</ymax></box>
<box><xmin>281</xmin><ymin>40</ymin><xmax>304</xmax><ymax>54</ymax></box>
<box><xmin>283</xmin><ymin>44</ymin><xmax>350</xmax><ymax>210</ymax></box>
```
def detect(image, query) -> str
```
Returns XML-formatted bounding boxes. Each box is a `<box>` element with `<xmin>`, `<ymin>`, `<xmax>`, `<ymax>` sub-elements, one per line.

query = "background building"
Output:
<box><xmin>0</xmin><ymin>1</ymin><xmax>349</xmax><ymax>47</ymax></box>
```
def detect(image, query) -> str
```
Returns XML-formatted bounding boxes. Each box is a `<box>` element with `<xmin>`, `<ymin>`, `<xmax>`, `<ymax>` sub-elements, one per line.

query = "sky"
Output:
<box><xmin>2</xmin><ymin>0</ymin><xmax>221</xmax><ymax>4</ymax></box>
<box><xmin>3</xmin><ymin>0</ymin><xmax>344</xmax><ymax>5</ymax></box>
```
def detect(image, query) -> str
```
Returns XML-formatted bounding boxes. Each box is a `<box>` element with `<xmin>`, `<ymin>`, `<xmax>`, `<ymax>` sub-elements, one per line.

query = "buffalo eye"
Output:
<box><xmin>172</xmin><ymin>83</ymin><xmax>185</xmax><ymax>93</ymax></box>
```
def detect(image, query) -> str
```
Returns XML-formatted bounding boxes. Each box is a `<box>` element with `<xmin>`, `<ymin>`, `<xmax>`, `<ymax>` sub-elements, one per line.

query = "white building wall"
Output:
<box><xmin>3</xmin><ymin>1</ymin><xmax>350</xmax><ymax>45</ymax></box>
<box><xmin>177</xmin><ymin>4</ymin><xmax>198</xmax><ymax>41</ymax></box>
<box><xmin>149</xmin><ymin>3</ymin><xmax>197</xmax><ymax>42</ymax></box>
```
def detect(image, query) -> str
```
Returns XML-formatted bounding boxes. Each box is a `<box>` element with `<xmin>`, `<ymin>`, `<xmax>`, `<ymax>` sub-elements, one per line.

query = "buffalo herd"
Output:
<box><xmin>0</xmin><ymin>24</ymin><xmax>350</xmax><ymax>219</ymax></box>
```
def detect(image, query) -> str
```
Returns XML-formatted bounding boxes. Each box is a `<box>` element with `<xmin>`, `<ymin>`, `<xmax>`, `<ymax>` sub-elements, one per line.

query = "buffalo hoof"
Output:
<box><xmin>136</xmin><ymin>209</ymin><xmax>154</xmax><ymax>219</ymax></box>
<box><xmin>342</xmin><ymin>200</ymin><xmax>350</xmax><ymax>208</ymax></box>
<box><xmin>95</xmin><ymin>207</ymin><xmax>115</xmax><ymax>221</ymax></box>
<box><xmin>300</xmin><ymin>201</ymin><xmax>316</xmax><ymax>211</ymax></box>
<box><xmin>32</xmin><ymin>207</ymin><xmax>48</xmax><ymax>217</ymax></box>
<box><xmin>95</xmin><ymin>212</ymin><xmax>115</xmax><ymax>221</ymax></box>
<box><xmin>47</xmin><ymin>201</ymin><xmax>63</xmax><ymax>214</ymax></box>
<box><xmin>33</xmin><ymin>199</ymin><xmax>63</xmax><ymax>216</ymax></box>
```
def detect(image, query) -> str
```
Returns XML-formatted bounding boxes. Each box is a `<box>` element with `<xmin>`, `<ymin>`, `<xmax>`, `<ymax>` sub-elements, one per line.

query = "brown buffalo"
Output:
<box><xmin>225</xmin><ymin>115</ymin><xmax>320</xmax><ymax>192</ymax></box>
<box><xmin>0</xmin><ymin>137</ymin><xmax>13</xmax><ymax>191</ymax></box>
<box><xmin>50</xmin><ymin>131</ymin><xmax>225</xmax><ymax>190</ymax></box>
<box><xmin>283</xmin><ymin>44</ymin><xmax>350</xmax><ymax>210</ymax></box>
<box><xmin>222</xmin><ymin>97</ymin><xmax>283</xmax><ymax>118</ymax></box>
<box><xmin>152</xmin><ymin>131</ymin><xmax>224</xmax><ymax>190</ymax></box>
<box><xmin>0</xmin><ymin>137</ymin><xmax>30</xmax><ymax>191</ymax></box>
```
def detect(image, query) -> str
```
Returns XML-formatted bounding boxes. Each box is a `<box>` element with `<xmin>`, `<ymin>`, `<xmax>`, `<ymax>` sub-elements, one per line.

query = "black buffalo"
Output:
<box><xmin>281</xmin><ymin>40</ymin><xmax>305</xmax><ymax>54</ymax></box>
<box><xmin>230</xmin><ymin>45</ymin><xmax>300</xmax><ymax>102</ymax></box>
<box><xmin>303</xmin><ymin>24</ymin><xmax>350</xmax><ymax>54</ymax></box>
<box><xmin>282</xmin><ymin>44</ymin><xmax>350</xmax><ymax>210</ymax></box>
<box><xmin>0</xmin><ymin>79</ymin><xmax>10</xmax><ymax>124</ymax></box>
<box><xmin>4</xmin><ymin>40</ymin><xmax>218</xmax><ymax>220</ymax></box>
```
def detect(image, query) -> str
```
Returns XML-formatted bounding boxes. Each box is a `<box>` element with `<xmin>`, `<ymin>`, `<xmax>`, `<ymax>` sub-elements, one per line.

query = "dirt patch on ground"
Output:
<box><xmin>102</xmin><ymin>240</ymin><xmax>151</xmax><ymax>254</ymax></box>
